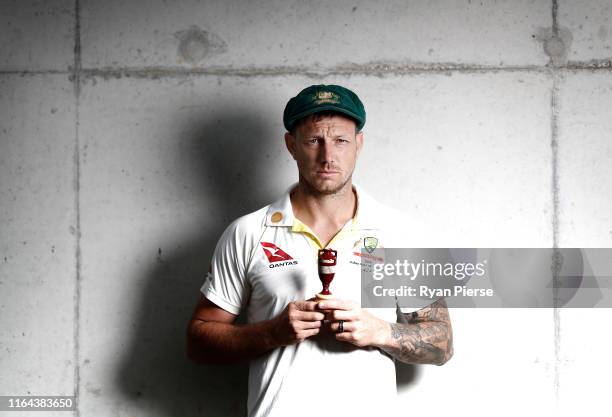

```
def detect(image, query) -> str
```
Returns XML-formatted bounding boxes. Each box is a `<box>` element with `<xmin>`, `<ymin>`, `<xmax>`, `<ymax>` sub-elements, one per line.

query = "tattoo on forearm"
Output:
<box><xmin>383</xmin><ymin>299</ymin><xmax>453</xmax><ymax>365</ymax></box>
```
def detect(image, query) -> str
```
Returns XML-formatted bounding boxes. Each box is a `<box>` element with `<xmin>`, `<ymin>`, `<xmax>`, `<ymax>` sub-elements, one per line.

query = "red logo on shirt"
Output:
<box><xmin>261</xmin><ymin>242</ymin><xmax>294</xmax><ymax>263</ymax></box>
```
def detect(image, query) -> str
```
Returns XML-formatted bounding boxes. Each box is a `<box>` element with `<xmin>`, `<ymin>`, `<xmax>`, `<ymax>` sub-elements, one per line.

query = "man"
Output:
<box><xmin>187</xmin><ymin>84</ymin><xmax>453</xmax><ymax>417</ymax></box>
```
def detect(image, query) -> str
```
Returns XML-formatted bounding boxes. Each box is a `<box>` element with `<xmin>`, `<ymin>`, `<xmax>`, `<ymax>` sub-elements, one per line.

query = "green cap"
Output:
<box><xmin>283</xmin><ymin>84</ymin><xmax>366</xmax><ymax>132</ymax></box>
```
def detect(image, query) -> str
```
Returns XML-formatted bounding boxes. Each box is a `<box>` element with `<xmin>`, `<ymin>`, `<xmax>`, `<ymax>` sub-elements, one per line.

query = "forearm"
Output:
<box><xmin>377</xmin><ymin>320</ymin><xmax>453</xmax><ymax>365</ymax></box>
<box><xmin>375</xmin><ymin>299</ymin><xmax>453</xmax><ymax>366</ymax></box>
<box><xmin>187</xmin><ymin>319</ymin><xmax>278</xmax><ymax>364</ymax></box>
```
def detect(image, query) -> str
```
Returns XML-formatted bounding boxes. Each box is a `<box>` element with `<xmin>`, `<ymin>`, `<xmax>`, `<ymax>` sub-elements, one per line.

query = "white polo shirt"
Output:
<box><xmin>201</xmin><ymin>183</ymin><xmax>408</xmax><ymax>417</ymax></box>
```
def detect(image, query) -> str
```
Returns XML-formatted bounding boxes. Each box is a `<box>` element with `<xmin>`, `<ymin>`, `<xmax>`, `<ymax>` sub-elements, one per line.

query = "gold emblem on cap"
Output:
<box><xmin>314</xmin><ymin>90</ymin><xmax>340</xmax><ymax>105</ymax></box>
<box><xmin>271</xmin><ymin>212</ymin><xmax>283</xmax><ymax>223</ymax></box>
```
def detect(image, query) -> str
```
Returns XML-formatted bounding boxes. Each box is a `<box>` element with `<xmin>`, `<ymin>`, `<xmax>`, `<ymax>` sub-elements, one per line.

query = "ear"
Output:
<box><xmin>355</xmin><ymin>131</ymin><xmax>364</xmax><ymax>157</ymax></box>
<box><xmin>284</xmin><ymin>132</ymin><xmax>297</xmax><ymax>160</ymax></box>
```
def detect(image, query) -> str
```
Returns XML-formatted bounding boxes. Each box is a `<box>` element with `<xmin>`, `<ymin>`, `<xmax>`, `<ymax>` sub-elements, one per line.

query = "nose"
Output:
<box><xmin>318</xmin><ymin>140</ymin><xmax>334</xmax><ymax>165</ymax></box>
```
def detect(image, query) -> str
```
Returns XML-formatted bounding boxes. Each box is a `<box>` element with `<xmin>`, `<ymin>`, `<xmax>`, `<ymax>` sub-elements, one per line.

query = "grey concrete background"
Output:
<box><xmin>1</xmin><ymin>0</ymin><xmax>610</xmax><ymax>416</ymax></box>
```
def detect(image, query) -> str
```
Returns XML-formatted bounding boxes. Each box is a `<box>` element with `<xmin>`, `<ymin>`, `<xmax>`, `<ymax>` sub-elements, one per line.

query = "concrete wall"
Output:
<box><xmin>1</xmin><ymin>1</ymin><xmax>610</xmax><ymax>416</ymax></box>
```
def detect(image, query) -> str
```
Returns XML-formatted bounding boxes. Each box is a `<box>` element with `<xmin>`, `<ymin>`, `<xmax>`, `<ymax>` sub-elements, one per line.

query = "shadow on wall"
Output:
<box><xmin>114</xmin><ymin>103</ymin><xmax>419</xmax><ymax>416</ymax></box>
<box><xmin>115</xmin><ymin>107</ymin><xmax>280</xmax><ymax>417</ymax></box>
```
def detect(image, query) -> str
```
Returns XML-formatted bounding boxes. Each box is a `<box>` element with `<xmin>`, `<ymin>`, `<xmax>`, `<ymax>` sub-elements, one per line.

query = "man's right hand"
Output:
<box><xmin>187</xmin><ymin>295</ymin><xmax>325</xmax><ymax>364</ymax></box>
<box><xmin>268</xmin><ymin>300</ymin><xmax>325</xmax><ymax>346</ymax></box>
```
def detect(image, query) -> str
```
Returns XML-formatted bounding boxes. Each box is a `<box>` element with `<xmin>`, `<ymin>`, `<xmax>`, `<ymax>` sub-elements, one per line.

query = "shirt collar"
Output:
<box><xmin>265</xmin><ymin>182</ymin><xmax>382</xmax><ymax>230</ymax></box>
<box><xmin>264</xmin><ymin>183</ymin><xmax>296</xmax><ymax>227</ymax></box>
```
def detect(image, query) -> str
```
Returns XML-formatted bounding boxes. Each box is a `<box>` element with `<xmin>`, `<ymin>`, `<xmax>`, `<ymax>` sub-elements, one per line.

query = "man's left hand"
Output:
<box><xmin>317</xmin><ymin>299</ymin><xmax>388</xmax><ymax>348</ymax></box>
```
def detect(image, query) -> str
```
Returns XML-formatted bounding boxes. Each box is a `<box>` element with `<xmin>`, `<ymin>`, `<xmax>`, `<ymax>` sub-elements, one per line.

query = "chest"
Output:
<box><xmin>244</xmin><ymin>227</ymin><xmax>386</xmax><ymax>322</ymax></box>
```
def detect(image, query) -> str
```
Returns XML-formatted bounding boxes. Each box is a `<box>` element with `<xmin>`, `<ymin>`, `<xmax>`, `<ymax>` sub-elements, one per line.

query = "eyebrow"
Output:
<box><xmin>307</xmin><ymin>134</ymin><xmax>350</xmax><ymax>139</ymax></box>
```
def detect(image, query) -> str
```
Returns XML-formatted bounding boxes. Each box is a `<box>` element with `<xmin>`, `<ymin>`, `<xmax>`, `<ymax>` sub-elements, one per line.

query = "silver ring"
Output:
<box><xmin>338</xmin><ymin>320</ymin><xmax>344</xmax><ymax>333</ymax></box>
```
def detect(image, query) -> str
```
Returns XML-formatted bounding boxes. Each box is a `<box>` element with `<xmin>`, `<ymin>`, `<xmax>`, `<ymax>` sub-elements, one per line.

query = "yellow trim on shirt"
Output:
<box><xmin>291</xmin><ymin>217</ymin><xmax>356</xmax><ymax>250</ymax></box>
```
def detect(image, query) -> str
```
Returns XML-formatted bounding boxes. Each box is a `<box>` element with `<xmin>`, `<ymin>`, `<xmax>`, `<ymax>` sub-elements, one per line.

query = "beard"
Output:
<box><xmin>300</xmin><ymin>171</ymin><xmax>353</xmax><ymax>196</ymax></box>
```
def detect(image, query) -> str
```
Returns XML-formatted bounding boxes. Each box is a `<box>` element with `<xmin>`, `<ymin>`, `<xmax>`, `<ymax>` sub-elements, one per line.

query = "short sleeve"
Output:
<box><xmin>201</xmin><ymin>218</ymin><xmax>251</xmax><ymax>315</ymax></box>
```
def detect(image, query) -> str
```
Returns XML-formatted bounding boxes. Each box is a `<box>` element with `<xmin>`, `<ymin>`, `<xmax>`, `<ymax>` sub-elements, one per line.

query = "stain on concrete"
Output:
<box><xmin>598</xmin><ymin>25</ymin><xmax>608</xmax><ymax>42</ymax></box>
<box><xmin>174</xmin><ymin>25</ymin><xmax>227</xmax><ymax>65</ymax></box>
<box><xmin>535</xmin><ymin>26</ymin><xmax>573</xmax><ymax>66</ymax></box>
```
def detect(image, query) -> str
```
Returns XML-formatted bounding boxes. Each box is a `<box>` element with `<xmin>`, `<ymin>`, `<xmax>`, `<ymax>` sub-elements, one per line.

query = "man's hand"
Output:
<box><xmin>317</xmin><ymin>299</ymin><xmax>388</xmax><ymax>348</ymax></box>
<box><xmin>187</xmin><ymin>295</ymin><xmax>326</xmax><ymax>364</ymax></box>
<box><xmin>268</xmin><ymin>300</ymin><xmax>326</xmax><ymax>346</ymax></box>
<box><xmin>316</xmin><ymin>298</ymin><xmax>454</xmax><ymax>365</ymax></box>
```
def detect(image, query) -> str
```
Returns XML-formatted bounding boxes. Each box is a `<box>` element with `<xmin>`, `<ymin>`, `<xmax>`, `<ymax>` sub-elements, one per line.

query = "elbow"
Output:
<box><xmin>186</xmin><ymin>322</ymin><xmax>209</xmax><ymax>365</ymax></box>
<box><xmin>434</xmin><ymin>346</ymin><xmax>453</xmax><ymax>366</ymax></box>
<box><xmin>434</xmin><ymin>328</ymin><xmax>454</xmax><ymax>366</ymax></box>
<box><xmin>186</xmin><ymin>343</ymin><xmax>206</xmax><ymax>365</ymax></box>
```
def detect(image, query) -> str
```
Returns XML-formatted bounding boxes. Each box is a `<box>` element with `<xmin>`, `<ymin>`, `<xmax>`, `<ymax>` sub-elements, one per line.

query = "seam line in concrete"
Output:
<box><xmin>72</xmin><ymin>0</ymin><xmax>82</xmax><ymax>416</ymax></box>
<box><xmin>0</xmin><ymin>70</ymin><xmax>68</xmax><ymax>75</ymax></box>
<box><xmin>552</xmin><ymin>0</ymin><xmax>559</xmax><ymax>38</ymax></box>
<box><xmin>551</xmin><ymin>70</ymin><xmax>561</xmax><ymax>415</ymax></box>
<box><xmin>551</xmin><ymin>0</ymin><xmax>561</xmax><ymax>414</ymax></box>
<box><xmin>1</xmin><ymin>60</ymin><xmax>612</xmax><ymax>79</ymax></box>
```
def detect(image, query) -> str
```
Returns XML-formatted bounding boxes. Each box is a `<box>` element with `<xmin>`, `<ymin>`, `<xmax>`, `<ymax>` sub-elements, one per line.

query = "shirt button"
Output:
<box><xmin>271</xmin><ymin>212</ymin><xmax>283</xmax><ymax>223</ymax></box>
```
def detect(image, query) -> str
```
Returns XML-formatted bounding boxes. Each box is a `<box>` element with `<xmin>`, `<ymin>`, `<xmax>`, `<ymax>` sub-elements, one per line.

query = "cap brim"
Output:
<box><xmin>287</xmin><ymin>105</ymin><xmax>364</xmax><ymax>131</ymax></box>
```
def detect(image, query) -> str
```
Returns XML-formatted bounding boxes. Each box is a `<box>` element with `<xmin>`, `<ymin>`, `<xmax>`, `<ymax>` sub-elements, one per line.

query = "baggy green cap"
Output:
<box><xmin>283</xmin><ymin>84</ymin><xmax>366</xmax><ymax>132</ymax></box>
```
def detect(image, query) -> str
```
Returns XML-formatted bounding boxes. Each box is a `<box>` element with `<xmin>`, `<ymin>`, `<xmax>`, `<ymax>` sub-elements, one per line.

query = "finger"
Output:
<box><xmin>330</xmin><ymin>321</ymin><xmax>354</xmax><ymax>333</ymax></box>
<box><xmin>293</xmin><ymin>310</ymin><xmax>325</xmax><ymax>322</ymax></box>
<box><xmin>317</xmin><ymin>299</ymin><xmax>357</xmax><ymax>311</ymax></box>
<box><xmin>296</xmin><ymin>300</ymin><xmax>321</xmax><ymax>312</ymax></box>
<box><xmin>330</xmin><ymin>309</ymin><xmax>356</xmax><ymax>321</ymax></box>
<box><xmin>301</xmin><ymin>328</ymin><xmax>320</xmax><ymax>339</ymax></box>
<box><xmin>295</xmin><ymin>320</ymin><xmax>322</xmax><ymax>330</ymax></box>
<box><xmin>335</xmin><ymin>332</ymin><xmax>355</xmax><ymax>343</ymax></box>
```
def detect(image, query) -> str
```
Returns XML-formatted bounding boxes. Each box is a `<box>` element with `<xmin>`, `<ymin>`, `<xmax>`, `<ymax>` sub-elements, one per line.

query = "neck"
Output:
<box><xmin>290</xmin><ymin>178</ymin><xmax>357</xmax><ymax>228</ymax></box>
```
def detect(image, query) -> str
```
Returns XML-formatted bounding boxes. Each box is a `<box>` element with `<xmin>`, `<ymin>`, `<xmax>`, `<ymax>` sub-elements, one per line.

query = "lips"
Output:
<box><xmin>316</xmin><ymin>172</ymin><xmax>339</xmax><ymax>179</ymax></box>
